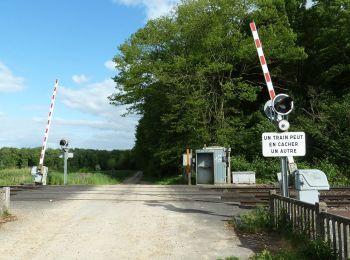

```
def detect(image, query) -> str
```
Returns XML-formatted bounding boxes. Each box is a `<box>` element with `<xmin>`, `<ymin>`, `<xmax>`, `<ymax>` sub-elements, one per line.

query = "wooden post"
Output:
<box><xmin>316</xmin><ymin>202</ymin><xmax>328</xmax><ymax>239</ymax></box>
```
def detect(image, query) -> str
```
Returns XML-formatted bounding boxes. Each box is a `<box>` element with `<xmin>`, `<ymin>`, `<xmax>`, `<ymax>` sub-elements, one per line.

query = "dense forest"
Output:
<box><xmin>0</xmin><ymin>147</ymin><xmax>135</xmax><ymax>172</ymax></box>
<box><xmin>109</xmin><ymin>0</ymin><xmax>350</xmax><ymax>183</ymax></box>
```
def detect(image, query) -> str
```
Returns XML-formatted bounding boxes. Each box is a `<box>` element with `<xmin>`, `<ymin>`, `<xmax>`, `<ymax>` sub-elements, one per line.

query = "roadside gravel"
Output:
<box><xmin>0</xmin><ymin>185</ymin><xmax>254</xmax><ymax>260</ymax></box>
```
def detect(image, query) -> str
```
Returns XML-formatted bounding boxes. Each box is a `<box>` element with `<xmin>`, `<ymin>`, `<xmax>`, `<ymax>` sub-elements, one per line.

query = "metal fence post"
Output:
<box><xmin>316</xmin><ymin>202</ymin><xmax>328</xmax><ymax>239</ymax></box>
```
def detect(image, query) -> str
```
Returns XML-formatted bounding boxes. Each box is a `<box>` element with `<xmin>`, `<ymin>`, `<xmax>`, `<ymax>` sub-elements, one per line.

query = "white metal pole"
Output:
<box><xmin>63</xmin><ymin>150</ymin><xmax>68</xmax><ymax>185</ymax></box>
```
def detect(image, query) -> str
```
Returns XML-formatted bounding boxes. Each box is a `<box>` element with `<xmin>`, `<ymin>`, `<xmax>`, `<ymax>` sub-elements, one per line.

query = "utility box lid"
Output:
<box><xmin>295</xmin><ymin>169</ymin><xmax>330</xmax><ymax>191</ymax></box>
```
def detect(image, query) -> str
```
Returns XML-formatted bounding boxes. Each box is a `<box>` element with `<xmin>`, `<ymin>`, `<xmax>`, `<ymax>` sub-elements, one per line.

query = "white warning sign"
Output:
<box><xmin>262</xmin><ymin>132</ymin><xmax>306</xmax><ymax>157</ymax></box>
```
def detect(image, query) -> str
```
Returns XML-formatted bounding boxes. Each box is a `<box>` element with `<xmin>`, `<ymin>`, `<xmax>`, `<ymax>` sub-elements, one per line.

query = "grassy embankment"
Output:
<box><xmin>224</xmin><ymin>207</ymin><xmax>337</xmax><ymax>260</ymax></box>
<box><xmin>0</xmin><ymin>168</ymin><xmax>135</xmax><ymax>185</ymax></box>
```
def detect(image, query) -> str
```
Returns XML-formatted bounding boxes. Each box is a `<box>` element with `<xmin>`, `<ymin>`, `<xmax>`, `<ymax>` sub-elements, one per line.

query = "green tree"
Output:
<box><xmin>110</xmin><ymin>0</ymin><xmax>306</xmax><ymax>176</ymax></box>
<box><xmin>291</xmin><ymin>0</ymin><xmax>350</xmax><ymax>178</ymax></box>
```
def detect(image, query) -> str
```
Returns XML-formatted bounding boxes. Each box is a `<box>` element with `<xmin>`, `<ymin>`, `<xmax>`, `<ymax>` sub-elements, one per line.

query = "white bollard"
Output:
<box><xmin>0</xmin><ymin>187</ymin><xmax>10</xmax><ymax>215</ymax></box>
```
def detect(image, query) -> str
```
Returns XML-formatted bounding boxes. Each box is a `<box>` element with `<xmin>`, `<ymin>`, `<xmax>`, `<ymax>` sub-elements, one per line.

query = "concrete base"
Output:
<box><xmin>232</xmin><ymin>171</ymin><xmax>256</xmax><ymax>184</ymax></box>
<box><xmin>0</xmin><ymin>187</ymin><xmax>10</xmax><ymax>215</ymax></box>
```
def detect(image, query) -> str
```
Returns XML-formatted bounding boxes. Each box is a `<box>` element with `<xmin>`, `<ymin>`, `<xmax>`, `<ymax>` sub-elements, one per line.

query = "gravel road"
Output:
<box><xmin>0</xmin><ymin>185</ymin><xmax>254</xmax><ymax>260</ymax></box>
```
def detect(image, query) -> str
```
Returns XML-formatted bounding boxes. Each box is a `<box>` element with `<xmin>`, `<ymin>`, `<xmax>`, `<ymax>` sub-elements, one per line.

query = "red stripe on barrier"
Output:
<box><xmin>255</xmin><ymin>39</ymin><xmax>261</xmax><ymax>48</ymax></box>
<box><xmin>250</xmin><ymin>22</ymin><xmax>256</xmax><ymax>32</ymax></box>
<box><xmin>269</xmin><ymin>90</ymin><xmax>276</xmax><ymax>99</ymax></box>
<box><xmin>39</xmin><ymin>80</ymin><xmax>59</xmax><ymax>166</ymax></box>
<box><xmin>264</xmin><ymin>73</ymin><xmax>271</xmax><ymax>82</ymax></box>
<box><xmin>260</xmin><ymin>56</ymin><xmax>266</xmax><ymax>65</ymax></box>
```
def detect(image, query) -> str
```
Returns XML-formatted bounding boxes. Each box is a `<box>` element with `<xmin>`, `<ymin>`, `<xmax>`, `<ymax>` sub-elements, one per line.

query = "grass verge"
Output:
<box><xmin>48</xmin><ymin>170</ymin><xmax>135</xmax><ymax>185</ymax></box>
<box><xmin>0</xmin><ymin>168</ymin><xmax>136</xmax><ymax>185</ymax></box>
<box><xmin>230</xmin><ymin>207</ymin><xmax>337</xmax><ymax>259</ymax></box>
<box><xmin>0</xmin><ymin>168</ymin><xmax>33</xmax><ymax>185</ymax></box>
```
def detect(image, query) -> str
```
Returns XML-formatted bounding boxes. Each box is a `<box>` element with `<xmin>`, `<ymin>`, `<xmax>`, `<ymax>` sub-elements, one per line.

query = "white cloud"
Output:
<box><xmin>32</xmin><ymin>117</ymin><xmax>135</xmax><ymax>132</ymax></box>
<box><xmin>0</xmin><ymin>62</ymin><xmax>24</xmax><ymax>92</ymax></box>
<box><xmin>0</xmin><ymin>115</ymin><xmax>43</xmax><ymax>148</ymax></box>
<box><xmin>55</xmin><ymin>79</ymin><xmax>138</xmax><ymax>149</ymax></box>
<box><xmin>59</xmin><ymin>79</ymin><xmax>122</xmax><ymax>118</ymax></box>
<box><xmin>72</xmin><ymin>74</ymin><xmax>89</xmax><ymax>84</ymax></box>
<box><xmin>104</xmin><ymin>60</ymin><xmax>117</xmax><ymax>71</ymax></box>
<box><xmin>31</xmin><ymin>116</ymin><xmax>136</xmax><ymax>150</ymax></box>
<box><xmin>113</xmin><ymin>0</ymin><xmax>180</xmax><ymax>20</ymax></box>
<box><xmin>0</xmin><ymin>78</ymin><xmax>137</xmax><ymax>150</ymax></box>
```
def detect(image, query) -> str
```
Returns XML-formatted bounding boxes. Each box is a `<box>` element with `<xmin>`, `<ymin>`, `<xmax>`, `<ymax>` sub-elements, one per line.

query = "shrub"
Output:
<box><xmin>302</xmin><ymin>239</ymin><xmax>337</xmax><ymax>260</ymax></box>
<box><xmin>231</xmin><ymin>207</ymin><xmax>273</xmax><ymax>233</ymax></box>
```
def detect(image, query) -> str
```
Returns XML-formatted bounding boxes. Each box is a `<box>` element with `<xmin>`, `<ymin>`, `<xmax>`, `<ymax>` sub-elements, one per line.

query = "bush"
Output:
<box><xmin>231</xmin><ymin>156</ymin><xmax>280</xmax><ymax>184</ymax></box>
<box><xmin>231</xmin><ymin>207</ymin><xmax>273</xmax><ymax>233</ymax></box>
<box><xmin>233</xmin><ymin>207</ymin><xmax>339</xmax><ymax>260</ymax></box>
<box><xmin>302</xmin><ymin>239</ymin><xmax>337</xmax><ymax>260</ymax></box>
<box><xmin>231</xmin><ymin>156</ymin><xmax>349</xmax><ymax>186</ymax></box>
<box><xmin>252</xmin><ymin>249</ymin><xmax>273</xmax><ymax>260</ymax></box>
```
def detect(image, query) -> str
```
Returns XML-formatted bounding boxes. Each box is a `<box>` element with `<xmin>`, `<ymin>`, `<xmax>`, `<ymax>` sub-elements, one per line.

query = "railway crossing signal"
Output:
<box><xmin>32</xmin><ymin>80</ymin><xmax>59</xmax><ymax>185</ymax></box>
<box><xmin>250</xmin><ymin>22</ymin><xmax>330</xmax><ymax>203</ymax></box>
<box><xmin>60</xmin><ymin>139</ymin><xmax>73</xmax><ymax>185</ymax></box>
<box><xmin>250</xmin><ymin>22</ymin><xmax>294</xmax><ymax>197</ymax></box>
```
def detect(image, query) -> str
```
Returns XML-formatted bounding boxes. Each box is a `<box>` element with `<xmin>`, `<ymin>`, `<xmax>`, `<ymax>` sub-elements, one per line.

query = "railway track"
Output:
<box><xmin>3</xmin><ymin>184</ymin><xmax>350</xmax><ymax>209</ymax></box>
<box><xmin>202</xmin><ymin>185</ymin><xmax>350</xmax><ymax>209</ymax></box>
<box><xmin>0</xmin><ymin>184</ymin><xmax>41</xmax><ymax>195</ymax></box>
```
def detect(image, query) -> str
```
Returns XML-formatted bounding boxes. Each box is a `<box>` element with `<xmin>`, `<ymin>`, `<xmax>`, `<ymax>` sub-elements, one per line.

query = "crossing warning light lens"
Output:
<box><xmin>60</xmin><ymin>139</ymin><xmax>68</xmax><ymax>147</ymax></box>
<box><xmin>273</xmin><ymin>94</ymin><xmax>294</xmax><ymax>115</ymax></box>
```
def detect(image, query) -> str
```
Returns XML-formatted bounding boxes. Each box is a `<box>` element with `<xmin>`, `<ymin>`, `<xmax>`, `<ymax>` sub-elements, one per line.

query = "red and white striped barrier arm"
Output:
<box><xmin>39</xmin><ymin>80</ymin><xmax>59</xmax><ymax>167</ymax></box>
<box><xmin>250</xmin><ymin>21</ymin><xmax>276</xmax><ymax>100</ymax></box>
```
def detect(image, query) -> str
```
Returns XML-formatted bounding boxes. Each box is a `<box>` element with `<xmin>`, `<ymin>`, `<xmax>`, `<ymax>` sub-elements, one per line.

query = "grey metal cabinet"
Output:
<box><xmin>196</xmin><ymin>147</ymin><xmax>228</xmax><ymax>185</ymax></box>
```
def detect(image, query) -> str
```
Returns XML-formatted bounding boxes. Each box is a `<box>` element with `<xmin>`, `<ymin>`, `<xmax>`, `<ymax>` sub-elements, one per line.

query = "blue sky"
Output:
<box><xmin>0</xmin><ymin>0</ymin><xmax>180</xmax><ymax>151</ymax></box>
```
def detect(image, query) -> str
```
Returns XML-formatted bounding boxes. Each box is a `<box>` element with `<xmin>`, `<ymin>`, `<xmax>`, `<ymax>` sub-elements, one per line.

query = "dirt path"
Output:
<box><xmin>0</xmin><ymin>185</ymin><xmax>254</xmax><ymax>260</ymax></box>
<box><xmin>122</xmin><ymin>171</ymin><xmax>143</xmax><ymax>184</ymax></box>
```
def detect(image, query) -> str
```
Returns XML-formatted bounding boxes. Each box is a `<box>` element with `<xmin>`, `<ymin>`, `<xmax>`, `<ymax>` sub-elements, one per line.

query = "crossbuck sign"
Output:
<box><xmin>262</xmin><ymin>132</ymin><xmax>306</xmax><ymax>157</ymax></box>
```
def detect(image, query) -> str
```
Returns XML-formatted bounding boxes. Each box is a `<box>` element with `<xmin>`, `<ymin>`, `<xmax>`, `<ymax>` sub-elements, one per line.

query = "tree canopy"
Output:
<box><xmin>110</xmin><ymin>0</ymin><xmax>350</xmax><ymax>182</ymax></box>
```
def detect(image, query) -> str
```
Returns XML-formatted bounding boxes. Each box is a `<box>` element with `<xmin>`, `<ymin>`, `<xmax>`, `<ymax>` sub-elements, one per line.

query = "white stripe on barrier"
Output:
<box><xmin>250</xmin><ymin>21</ymin><xmax>276</xmax><ymax>100</ymax></box>
<box><xmin>39</xmin><ymin>80</ymin><xmax>58</xmax><ymax>166</ymax></box>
